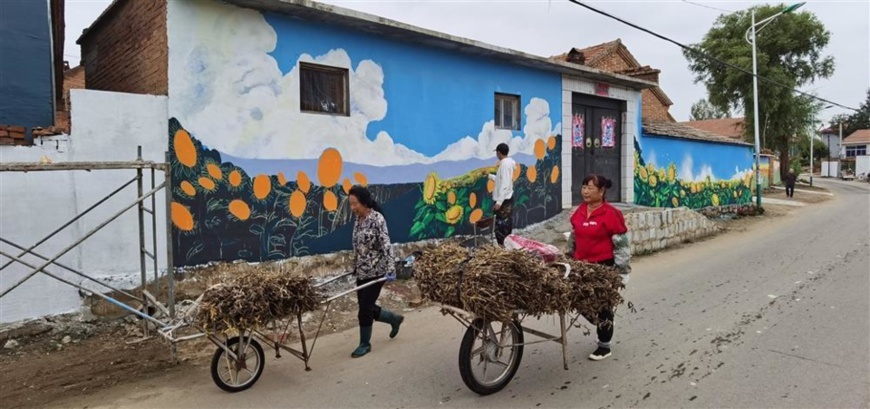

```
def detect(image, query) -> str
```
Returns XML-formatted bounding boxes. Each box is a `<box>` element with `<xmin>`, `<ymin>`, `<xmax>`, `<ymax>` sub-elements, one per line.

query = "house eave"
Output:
<box><xmin>222</xmin><ymin>0</ymin><xmax>656</xmax><ymax>90</ymax></box>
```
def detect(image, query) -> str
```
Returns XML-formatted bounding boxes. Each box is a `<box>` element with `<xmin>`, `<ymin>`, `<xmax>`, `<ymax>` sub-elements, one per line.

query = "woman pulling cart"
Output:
<box><xmin>347</xmin><ymin>185</ymin><xmax>405</xmax><ymax>358</ymax></box>
<box><xmin>568</xmin><ymin>174</ymin><xmax>631</xmax><ymax>361</ymax></box>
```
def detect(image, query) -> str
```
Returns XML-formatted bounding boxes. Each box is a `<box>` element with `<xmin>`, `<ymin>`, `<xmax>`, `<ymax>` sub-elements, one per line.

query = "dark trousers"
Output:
<box><xmin>495</xmin><ymin>198</ymin><xmax>514</xmax><ymax>246</ymax></box>
<box><xmin>595</xmin><ymin>259</ymin><xmax>616</xmax><ymax>346</ymax></box>
<box><xmin>786</xmin><ymin>185</ymin><xmax>795</xmax><ymax>197</ymax></box>
<box><xmin>356</xmin><ymin>277</ymin><xmax>385</xmax><ymax>327</ymax></box>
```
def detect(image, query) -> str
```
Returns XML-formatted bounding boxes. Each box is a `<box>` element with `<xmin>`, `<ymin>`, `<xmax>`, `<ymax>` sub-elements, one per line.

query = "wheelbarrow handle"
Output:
<box><xmin>313</xmin><ymin>271</ymin><xmax>354</xmax><ymax>289</ymax></box>
<box><xmin>324</xmin><ymin>276</ymin><xmax>390</xmax><ymax>303</ymax></box>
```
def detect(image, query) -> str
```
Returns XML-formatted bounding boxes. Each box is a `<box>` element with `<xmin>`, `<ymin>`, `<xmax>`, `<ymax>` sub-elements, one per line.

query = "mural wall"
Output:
<box><xmin>166</xmin><ymin>0</ymin><xmax>562</xmax><ymax>266</ymax></box>
<box><xmin>633</xmin><ymin>135</ymin><xmax>754</xmax><ymax>209</ymax></box>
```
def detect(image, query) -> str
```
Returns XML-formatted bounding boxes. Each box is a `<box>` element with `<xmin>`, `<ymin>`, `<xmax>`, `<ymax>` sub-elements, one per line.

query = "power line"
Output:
<box><xmin>681</xmin><ymin>0</ymin><xmax>733</xmax><ymax>13</ymax></box>
<box><xmin>566</xmin><ymin>0</ymin><xmax>859</xmax><ymax>112</ymax></box>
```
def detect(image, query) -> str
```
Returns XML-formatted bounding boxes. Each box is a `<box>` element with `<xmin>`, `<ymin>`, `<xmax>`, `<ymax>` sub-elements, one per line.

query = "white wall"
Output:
<box><xmin>0</xmin><ymin>90</ymin><xmax>168</xmax><ymax>324</ymax></box>
<box><xmin>821</xmin><ymin>160</ymin><xmax>840</xmax><ymax>177</ymax></box>
<box><xmin>856</xmin><ymin>155</ymin><xmax>870</xmax><ymax>177</ymax></box>
<box><xmin>560</xmin><ymin>76</ymin><xmax>640</xmax><ymax>209</ymax></box>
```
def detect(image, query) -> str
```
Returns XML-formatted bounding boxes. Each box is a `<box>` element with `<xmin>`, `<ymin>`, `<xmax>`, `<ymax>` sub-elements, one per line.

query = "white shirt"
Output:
<box><xmin>489</xmin><ymin>157</ymin><xmax>515</xmax><ymax>206</ymax></box>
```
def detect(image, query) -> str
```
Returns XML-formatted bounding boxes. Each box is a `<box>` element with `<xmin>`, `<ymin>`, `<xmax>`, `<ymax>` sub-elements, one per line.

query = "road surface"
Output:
<box><xmin>61</xmin><ymin>179</ymin><xmax>869</xmax><ymax>409</ymax></box>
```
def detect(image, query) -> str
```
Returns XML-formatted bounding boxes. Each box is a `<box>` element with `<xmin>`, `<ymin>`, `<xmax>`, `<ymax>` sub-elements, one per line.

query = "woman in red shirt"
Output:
<box><xmin>570</xmin><ymin>174</ymin><xmax>628</xmax><ymax>361</ymax></box>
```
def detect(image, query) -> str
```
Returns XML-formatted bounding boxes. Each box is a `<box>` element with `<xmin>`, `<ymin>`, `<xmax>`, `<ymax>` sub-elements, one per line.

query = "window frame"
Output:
<box><xmin>299</xmin><ymin>62</ymin><xmax>350</xmax><ymax>116</ymax></box>
<box><xmin>845</xmin><ymin>145</ymin><xmax>867</xmax><ymax>157</ymax></box>
<box><xmin>494</xmin><ymin>93</ymin><xmax>521</xmax><ymax>131</ymax></box>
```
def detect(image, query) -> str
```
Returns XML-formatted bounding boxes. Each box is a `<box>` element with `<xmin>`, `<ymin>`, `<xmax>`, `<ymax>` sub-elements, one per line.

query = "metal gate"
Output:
<box><xmin>570</xmin><ymin>93</ymin><xmax>625</xmax><ymax>204</ymax></box>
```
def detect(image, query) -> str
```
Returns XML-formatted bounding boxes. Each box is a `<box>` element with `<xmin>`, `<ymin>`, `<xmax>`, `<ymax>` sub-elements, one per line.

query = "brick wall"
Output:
<box><xmin>641</xmin><ymin>90</ymin><xmax>672</xmax><ymax>122</ymax></box>
<box><xmin>594</xmin><ymin>53</ymin><xmax>631</xmax><ymax>73</ymax></box>
<box><xmin>0</xmin><ymin>125</ymin><xmax>29</xmax><ymax>146</ymax></box>
<box><xmin>591</xmin><ymin>53</ymin><xmax>672</xmax><ymax>122</ymax></box>
<box><xmin>79</xmin><ymin>0</ymin><xmax>167</xmax><ymax>95</ymax></box>
<box><xmin>55</xmin><ymin>66</ymin><xmax>86</xmax><ymax>132</ymax></box>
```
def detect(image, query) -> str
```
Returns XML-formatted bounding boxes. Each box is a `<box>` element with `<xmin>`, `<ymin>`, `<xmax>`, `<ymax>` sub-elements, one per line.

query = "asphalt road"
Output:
<box><xmin>64</xmin><ymin>179</ymin><xmax>869</xmax><ymax>409</ymax></box>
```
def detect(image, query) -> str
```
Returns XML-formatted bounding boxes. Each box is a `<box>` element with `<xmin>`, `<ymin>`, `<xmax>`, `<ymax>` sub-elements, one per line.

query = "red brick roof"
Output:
<box><xmin>551</xmin><ymin>39</ymin><xmax>624</xmax><ymax>68</ymax></box>
<box><xmin>681</xmin><ymin>118</ymin><xmax>746</xmax><ymax>140</ymax></box>
<box><xmin>842</xmin><ymin>129</ymin><xmax>870</xmax><ymax>145</ymax></box>
<box><xmin>643</xmin><ymin>120</ymin><xmax>751</xmax><ymax>146</ymax></box>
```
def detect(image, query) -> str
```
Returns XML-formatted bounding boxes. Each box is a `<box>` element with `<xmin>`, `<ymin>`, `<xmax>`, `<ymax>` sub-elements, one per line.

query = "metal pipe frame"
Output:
<box><xmin>0</xmin><ymin>250</ymin><xmax>167</xmax><ymax>329</ymax></box>
<box><xmin>0</xmin><ymin>150</ymin><xmax>176</xmax><ymax>362</ymax></box>
<box><xmin>0</xmin><ymin>181</ymin><xmax>166</xmax><ymax>298</ymax></box>
<box><xmin>0</xmin><ymin>237</ymin><xmax>140</xmax><ymax>302</ymax></box>
<box><xmin>0</xmin><ymin>176</ymin><xmax>138</xmax><ymax>273</ymax></box>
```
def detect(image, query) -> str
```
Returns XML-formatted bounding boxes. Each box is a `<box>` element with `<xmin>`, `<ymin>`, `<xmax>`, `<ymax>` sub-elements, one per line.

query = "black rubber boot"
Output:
<box><xmin>377</xmin><ymin>309</ymin><xmax>405</xmax><ymax>339</ymax></box>
<box><xmin>351</xmin><ymin>326</ymin><xmax>372</xmax><ymax>358</ymax></box>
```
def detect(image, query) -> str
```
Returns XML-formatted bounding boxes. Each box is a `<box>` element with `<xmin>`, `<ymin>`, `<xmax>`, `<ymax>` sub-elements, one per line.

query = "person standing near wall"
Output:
<box><xmin>489</xmin><ymin>143</ymin><xmax>516</xmax><ymax>246</ymax></box>
<box><xmin>348</xmin><ymin>186</ymin><xmax>404</xmax><ymax>358</ymax></box>
<box><xmin>569</xmin><ymin>175</ymin><xmax>630</xmax><ymax>361</ymax></box>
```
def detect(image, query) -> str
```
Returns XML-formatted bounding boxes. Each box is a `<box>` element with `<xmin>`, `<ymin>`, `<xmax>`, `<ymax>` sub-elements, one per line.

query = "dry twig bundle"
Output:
<box><xmin>414</xmin><ymin>243</ymin><xmax>625</xmax><ymax>323</ymax></box>
<box><xmin>197</xmin><ymin>266</ymin><xmax>324</xmax><ymax>334</ymax></box>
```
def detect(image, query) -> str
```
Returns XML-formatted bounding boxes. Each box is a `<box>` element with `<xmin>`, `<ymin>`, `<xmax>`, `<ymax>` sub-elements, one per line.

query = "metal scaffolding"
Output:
<box><xmin>0</xmin><ymin>147</ymin><xmax>176</xmax><ymax>347</ymax></box>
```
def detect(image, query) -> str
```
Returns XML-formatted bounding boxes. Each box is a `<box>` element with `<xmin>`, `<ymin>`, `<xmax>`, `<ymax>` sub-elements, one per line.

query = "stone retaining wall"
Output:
<box><xmin>624</xmin><ymin>207</ymin><xmax>722</xmax><ymax>255</ymax></box>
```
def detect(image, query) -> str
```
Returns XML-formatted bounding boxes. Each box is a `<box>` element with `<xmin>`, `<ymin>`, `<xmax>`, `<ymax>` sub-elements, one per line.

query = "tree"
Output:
<box><xmin>796</xmin><ymin>132</ymin><xmax>827</xmax><ymax>167</ymax></box>
<box><xmin>683</xmin><ymin>4</ymin><xmax>835</xmax><ymax>181</ymax></box>
<box><xmin>689</xmin><ymin>98</ymin><xmax>729</xmax><ymax>120</ymax></box>
<box><xmin>828</xmin><ymin>89</ymin><xmax>870</xmax><ymax>136</ymax></box>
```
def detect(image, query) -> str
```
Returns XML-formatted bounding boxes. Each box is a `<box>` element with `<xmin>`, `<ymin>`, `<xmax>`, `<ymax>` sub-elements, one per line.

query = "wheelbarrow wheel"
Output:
<box><xmin>210</xmin><ymin>335</ymin><xmax>265</xmax><ymax>393</ymax></box>
<box><xmin>458</xmin><ymin>318</ymin><xmax>524</xmax><ymax>395</ymax></box>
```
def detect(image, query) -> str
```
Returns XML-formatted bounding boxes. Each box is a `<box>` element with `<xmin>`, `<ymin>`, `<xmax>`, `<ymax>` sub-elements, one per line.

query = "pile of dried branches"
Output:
<box><xmin>414</xmin><ymin>243</ymin><xmax>624</xmax><ymax>323</ymax></box>
<box><xmin>197</xmin><ymin>267</ymin><xmax>324</xmax><ymax>334</ymax></box>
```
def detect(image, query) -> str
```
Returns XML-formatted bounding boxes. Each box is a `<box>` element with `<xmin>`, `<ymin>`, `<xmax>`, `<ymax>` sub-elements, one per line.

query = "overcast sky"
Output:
<box><xmin>63</xmin><ymin>0</ymin><xmax>869</xmax><ymax>123</ymax></box>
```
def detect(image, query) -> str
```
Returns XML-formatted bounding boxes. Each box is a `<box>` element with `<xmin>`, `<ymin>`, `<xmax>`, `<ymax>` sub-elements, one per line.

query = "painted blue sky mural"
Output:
<box><xmin>263</xmin><ymin>13</ymin><xmax>561</xmax><ymax>157</ymax></box>
<box><xmin>639</xmin><ymin>135</ymin><xmax>753</xmax><ymax>182</ymax></box>
<box><xmin>167</xmin><ymin>0</ymin><xmax>562</xmax><ymax>187</ymax></box>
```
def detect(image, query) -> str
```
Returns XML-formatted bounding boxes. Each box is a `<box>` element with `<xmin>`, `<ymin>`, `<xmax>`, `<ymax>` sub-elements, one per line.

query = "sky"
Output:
<box><xmin>63</xmin><ymin>0</ymin><xmax>869</xmax><ymax>124</ymax></box>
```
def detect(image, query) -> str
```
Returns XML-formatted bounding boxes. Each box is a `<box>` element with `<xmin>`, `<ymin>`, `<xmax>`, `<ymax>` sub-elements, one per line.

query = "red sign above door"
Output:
<box><xmin>595</xmin><ymin>83</ymin><xmax>610</xmax><ymax>96</ymax></box>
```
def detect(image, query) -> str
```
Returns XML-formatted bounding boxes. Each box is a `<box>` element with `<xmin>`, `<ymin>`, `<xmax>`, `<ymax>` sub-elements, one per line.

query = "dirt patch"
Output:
<box><xmin>765</xmin><ymin>186</ymin><xmax>833</xmax><ymax>204</ymax></box>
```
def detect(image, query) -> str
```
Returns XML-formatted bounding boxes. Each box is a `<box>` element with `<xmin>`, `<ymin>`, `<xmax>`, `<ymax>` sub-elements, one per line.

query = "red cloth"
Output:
<box><xmin>570</xmin><ymin>202</ymin><xmax>628</xmax><ymax>263</ymax></box>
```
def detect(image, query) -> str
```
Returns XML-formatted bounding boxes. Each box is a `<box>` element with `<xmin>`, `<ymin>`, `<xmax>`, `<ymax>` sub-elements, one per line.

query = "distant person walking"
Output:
<box><xmin>785</xmin><ymin>170</ymin><xmax>797</xmax><ymax>198</ymax></box>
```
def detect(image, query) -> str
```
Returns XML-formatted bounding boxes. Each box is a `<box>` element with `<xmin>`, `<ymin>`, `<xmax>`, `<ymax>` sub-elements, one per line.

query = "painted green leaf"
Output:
<box><xmin>422</xmin><ymin>212</ymin><xmax>435</xmax><ymax>226</ymax></box>
<box><xmin>410</xmin><ymin>222</ymin><xmax>425</xmax><ymax>237</ymax></box>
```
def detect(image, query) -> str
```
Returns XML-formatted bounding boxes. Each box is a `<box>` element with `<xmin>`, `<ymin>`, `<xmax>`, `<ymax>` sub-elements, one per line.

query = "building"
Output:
<box><xmin>841</xmin><ymin>129</ymin><xmax>870</xmax><ymax>177</ymax></box>
<box><xmin>554</xmin><ymin>41</ymin><xmax>754</xmax><ymax>209</ymax></box>
<box><xmin>682</xmin><ymin>118</ymin><xmax>746</xmax><ymax>142</ymax></box>
<box><xmin>54</xmin><ymin>63</ymin><xmax>86</xmax><ymax>133</ymax></box>
<box><xmin>0</xmin><ymin>0</ymin><xmax>66</xmax><ymax>145</ymax></box>
<box><xmin>819</xmin><ymin>126</ymin><xmax>842</xmax><ymax>160</ymax></box>
<box><xmin>75</xmin><ymin>0</ymin><xmax>653</xmax><ymax>267</ymax></box>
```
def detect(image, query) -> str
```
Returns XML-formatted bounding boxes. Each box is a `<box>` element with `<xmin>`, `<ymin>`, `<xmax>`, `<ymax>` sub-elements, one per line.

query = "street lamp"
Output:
<box><xmin>745</xmin><ymin>2</ymin><xmax>806</xmax><ymax>206</ymax></box>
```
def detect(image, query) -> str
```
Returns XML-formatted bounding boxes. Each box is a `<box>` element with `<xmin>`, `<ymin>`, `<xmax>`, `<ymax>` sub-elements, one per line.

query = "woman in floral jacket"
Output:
<box><xmin>348</xmin><ymin>186</ymin><xmax>404</xmax><ymax>358</ymax></box>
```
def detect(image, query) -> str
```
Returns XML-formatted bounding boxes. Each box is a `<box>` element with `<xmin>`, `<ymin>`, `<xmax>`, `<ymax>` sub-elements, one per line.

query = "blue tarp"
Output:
<box><xmin>0</xmin><ymin>0</ymin><xmax>55</xmax><ymax>128</ymax></box>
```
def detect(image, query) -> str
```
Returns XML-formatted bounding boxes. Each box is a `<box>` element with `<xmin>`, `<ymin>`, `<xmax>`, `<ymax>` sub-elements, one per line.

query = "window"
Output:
<box><xmin>845</xmin><ymin>145</ymin><xmax>867</xmax><ymax>157</ymax></box>
<box><xmin>300</xmin><ymin>63</ymin><xmax>349</xmax><ymax>115</ymax></box>
<box><xmin>495</xmin><ymin>93</ymin><xmax>521</xmax><ymax>130</ymax></box>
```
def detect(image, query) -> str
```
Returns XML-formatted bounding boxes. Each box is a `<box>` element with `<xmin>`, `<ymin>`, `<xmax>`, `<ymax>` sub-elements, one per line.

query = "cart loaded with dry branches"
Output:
<box><xmin>409</xmin><ymin>238</ymin><xmax>629</xmax><ymax>396</ymax></box>
<box><xmin>146</xmin><ymin>264</ymin><xmax>392</xmax><ymax>393</ymax></box>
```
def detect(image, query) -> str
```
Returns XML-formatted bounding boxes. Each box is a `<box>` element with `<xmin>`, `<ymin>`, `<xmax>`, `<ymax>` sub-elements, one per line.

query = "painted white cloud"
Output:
<box><xmin>678</xmin><ymin>154</ymin><xmax>714</xmax><ymax>182</ymax></box>
<box><xmin>168</xmin><ymin>1</ymin><xmax>559</xmax><ymax>167</ymax></box>
<box><xmin>676</xmin><ymin>154</ymin><xmax>752</xmax><ymax>182</ymax></box>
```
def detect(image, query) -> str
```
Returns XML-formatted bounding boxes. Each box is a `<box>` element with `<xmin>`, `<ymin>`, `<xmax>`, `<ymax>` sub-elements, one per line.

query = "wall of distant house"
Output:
<box><xmin>0</xmin><ymin>0</ymin><xmax>55</xmax><ymax>132</ymax></box>
<box><xmin>79</xmin><ymin>0</ymin><xmax>168</xmax><ymax>96</ymax></box>
<box><xmin>634</xmin><ymin>103</ymin><xmax>754</xmax><ymax>208</ymax></box>
<box><xmin>165</xmin><ymin>0</ymin><xmax>563</xmax><ymax>267</ymax></box>
<box><xmin>0</xmin><ymin>90</ymin><xmax>168</xmax><ymax>324</ymax></box>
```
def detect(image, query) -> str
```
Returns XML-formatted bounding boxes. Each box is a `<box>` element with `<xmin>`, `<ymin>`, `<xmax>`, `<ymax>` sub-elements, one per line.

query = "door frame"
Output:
<box><xmin>570</xmin><ymin>93</ymin><xmax>626</xmax><ymax>205</ymax></box>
